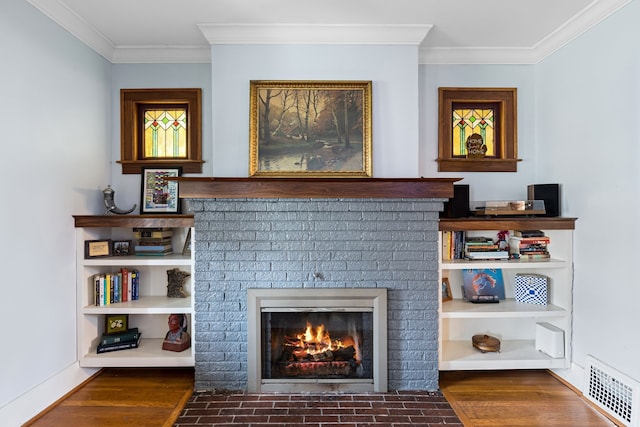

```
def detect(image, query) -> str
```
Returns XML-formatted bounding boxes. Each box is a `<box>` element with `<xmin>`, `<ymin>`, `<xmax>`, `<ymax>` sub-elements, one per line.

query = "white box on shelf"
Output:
<box><xmin>535</xmin><ymin>322</ymin><xmax>564</xmax><ymax>358</ymax></box>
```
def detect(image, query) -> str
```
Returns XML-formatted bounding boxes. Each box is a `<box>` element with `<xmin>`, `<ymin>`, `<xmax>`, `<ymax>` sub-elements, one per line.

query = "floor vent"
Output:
<box><xmin>583</xmin><ymin>355</ymin><xmax>639</xmax><ymax>427</ymax></box>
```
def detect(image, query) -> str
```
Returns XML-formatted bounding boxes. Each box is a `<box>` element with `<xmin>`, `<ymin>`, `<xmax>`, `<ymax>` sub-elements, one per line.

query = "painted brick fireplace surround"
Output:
<box><xmin>179</xmin><ymin>178</ymin><xmax>455</xmax><ymax>392</ymax></box>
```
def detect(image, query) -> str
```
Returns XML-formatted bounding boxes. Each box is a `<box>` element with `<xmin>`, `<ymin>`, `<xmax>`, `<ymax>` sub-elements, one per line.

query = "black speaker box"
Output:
<box><xmin>527</xmin><ymin>184</ymin><xmax>560</xmax><ymax>217</ymax></box>
<box><xmin>441</xmin><ymin>184</ymin><xmax>470</xmax><ymax>218</ymax></box>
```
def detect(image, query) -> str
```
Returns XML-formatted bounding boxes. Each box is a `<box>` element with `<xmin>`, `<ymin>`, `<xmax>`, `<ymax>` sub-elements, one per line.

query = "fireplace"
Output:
<box><xmin>178</xmin><ymin>177</ymin><xmax>455</xmax><ymax>392</ymax></box>
<box><xmin>247</xmin><ymin>288</ymin><xmax>387</xmax><ymax>392</ymax></box>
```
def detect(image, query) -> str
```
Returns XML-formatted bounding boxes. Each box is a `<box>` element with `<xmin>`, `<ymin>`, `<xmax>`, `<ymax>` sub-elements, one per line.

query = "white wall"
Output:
<box><xmin>210</xmin><ymin>44</ymin><xmax>421</xmax><ymax>177</ymax></box>
<box><xmin>536</xmin><ymin>0</ymin><xmax>640</xmax><ymax>383</ymax></box>
<box><xmin>0</xmin><ymin>0</ymin><xmax>111</xmax><ymax>424</ymax></box>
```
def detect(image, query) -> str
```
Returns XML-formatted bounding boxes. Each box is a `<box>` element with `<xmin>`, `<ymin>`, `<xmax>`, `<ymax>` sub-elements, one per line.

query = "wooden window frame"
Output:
<box><xmin>119</xmin><ymin>88</ymin><xmax>203</xmax><ymax>174</ymax></box>
<box><xmin>437</xmin><ymin>87</ymin><xmax>520</xmax><ymax>172</ymax></box>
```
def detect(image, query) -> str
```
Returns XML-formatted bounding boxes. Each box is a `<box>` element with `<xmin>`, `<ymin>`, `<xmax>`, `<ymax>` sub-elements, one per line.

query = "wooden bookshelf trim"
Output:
<box><xmin>439</xmin><ymin>217</ymin><xmax>577</xmax><ymax>231</ymax></box>
<box><xmin>73</xmin><ymin>215</ymin><xmax>194</xmax><ymax>228</ymax></box>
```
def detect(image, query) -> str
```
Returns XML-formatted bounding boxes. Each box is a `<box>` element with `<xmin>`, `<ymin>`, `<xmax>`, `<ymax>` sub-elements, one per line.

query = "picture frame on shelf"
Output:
<box><xmin>182</xmin><ymin>228</ymin><xmax>192</xmax><ymax>256</ymax></box>
<box><xmin>249</xmin><ymin>80</ymin><xmax>372</xmax><ymax>178</ymax></box>
<box><xmin>140</xmin><ymin>167</ymin><xmax>181</xmax><ymax>214</ymax></box>
<box><xmin>442</xmin><ymin>278</ymin><xmax>453</xmax><ymax>302</ymax></box>
<box><xmin>84</xmin><ymin>239</ymin><xmax>112</xmax><ymax>258</ymax></box>
<box><xmin>112</xmin><ymin>240</ymin><xmax>132</xmax><ymax>256</ymax></box>
<box><xmin>105</xmin><ymin>314</ymin><xmax>128</xmax><ymax>335</ymax></box>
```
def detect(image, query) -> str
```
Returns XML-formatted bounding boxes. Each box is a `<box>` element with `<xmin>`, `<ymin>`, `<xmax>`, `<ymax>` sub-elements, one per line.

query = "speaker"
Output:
<box><xmin>527</xmin><ymin>184</ymin><xmax>560</xmax><ymax>217</ymax></box>
<box><xmin>441</xmin><ymin>184</ymin><xmax>469</xmax><ymax>218</ymax></box>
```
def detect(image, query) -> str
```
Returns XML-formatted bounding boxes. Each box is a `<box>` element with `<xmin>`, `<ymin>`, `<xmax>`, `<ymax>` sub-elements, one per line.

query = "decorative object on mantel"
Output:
<box><xmin>102</xmin><ymin>185</ymin><xmax>136</xmax><ymax>215</ymax></box>
<box><xmin>437</xmin><ymin>87</ymin><xmax>520</xmax><ymax>172</ymax></box>
<box><xmin>249</xmin><ymin>80</ymin><xmax>372</xmax><ymax>178</ymax></box>
<box><xmin>166</xmin><ymin>268</ymin><xmax>190</xmax><ymax>298</ymax></box>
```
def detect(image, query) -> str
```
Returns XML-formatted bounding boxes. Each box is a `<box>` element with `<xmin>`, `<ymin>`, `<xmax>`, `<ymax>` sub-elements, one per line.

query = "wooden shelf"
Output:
<box><xmin>73</xmin><ymin>215</ymin><xmax>194</xmax><ymax>228</ymax></box>
<box><xmin>439</xmin><ymin>217</ymin><xmax>577</xmax><ymax>231</ymax></box>
<box><xmin>174</xmin><ymin>177</ymin><xmax>459</xmax><ymax>199</ymax></box>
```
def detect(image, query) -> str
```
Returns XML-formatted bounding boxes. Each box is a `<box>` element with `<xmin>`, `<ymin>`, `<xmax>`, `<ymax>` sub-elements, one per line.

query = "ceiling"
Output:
<box><xmin>25</xmin><ymin>0</ymin><xmax>630</xmax><ymax>64</ymax></box>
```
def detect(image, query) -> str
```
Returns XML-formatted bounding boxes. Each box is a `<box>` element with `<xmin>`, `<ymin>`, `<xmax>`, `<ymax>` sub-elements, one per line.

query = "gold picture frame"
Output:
<box><xmin>105</xmin><ymin>314</ymin><xmax>129</xmax><ymax>335</ymax></box>
<box><xmin>249</xmin><ymin>80</ymin><xmax>372</xmax><ymax>178</ymax></box>
<box><xmin>437</xmin><ymin>87</ymin><xmax>520</xmax><ymax>172</ymax></box>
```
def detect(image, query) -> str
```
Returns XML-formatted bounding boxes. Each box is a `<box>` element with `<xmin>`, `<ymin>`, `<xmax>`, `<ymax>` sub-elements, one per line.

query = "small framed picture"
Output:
<box><xmin>442</xmin><ymin>278</ymin><xmax>453</xmax><ymax>302</ymax></box>
<box><xmin>112</xmin><ymin>240</ymin><xmax>132</xmax><ymax>256</ymax></box>
<box><xmin>105</xmin><ymin>314</ymin><xmax>128</xmax><ymax>335</ymax></box>
<box><xmin>140</xmin><ymin>167</ymin><xmax>181</xmax><ymax>214</ymax></box>
<box><xmin>85</xmin><ymin>240</ymin><xmax>112</xmax><ymax>258</ymax></box>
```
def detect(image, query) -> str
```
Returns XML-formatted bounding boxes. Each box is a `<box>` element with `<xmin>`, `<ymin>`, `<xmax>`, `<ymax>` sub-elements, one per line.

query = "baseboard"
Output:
<box><xmin>0</xmin><ymin>363</ymin><xmax>99</xmax><ymax>427</ymax></box>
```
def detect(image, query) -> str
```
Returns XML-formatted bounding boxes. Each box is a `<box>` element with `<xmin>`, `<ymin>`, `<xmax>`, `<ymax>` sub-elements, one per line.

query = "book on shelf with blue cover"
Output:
<box><xmin>462</xmin><ymin>268</ymin><xmax>506</xmax><ymax>300</ymax></box>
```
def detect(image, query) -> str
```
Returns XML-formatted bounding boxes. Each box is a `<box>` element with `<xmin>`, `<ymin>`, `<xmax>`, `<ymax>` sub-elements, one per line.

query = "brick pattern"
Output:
<box><xmin>189</xmin><ymin>198</ymin><xmax>444</xmax><ymax>392</ymax></box>
<box><xmin>174</xmin><ymin>391</ymin><xmax>462</xmax><ymax>427</ymax></box>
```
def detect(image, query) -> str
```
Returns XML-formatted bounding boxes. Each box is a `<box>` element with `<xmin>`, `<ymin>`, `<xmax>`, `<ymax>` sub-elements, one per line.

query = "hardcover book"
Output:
<box><xmin>462</xmin><ymin>268</ymin><xmax>506</xmax><ymax>300</ymax></box>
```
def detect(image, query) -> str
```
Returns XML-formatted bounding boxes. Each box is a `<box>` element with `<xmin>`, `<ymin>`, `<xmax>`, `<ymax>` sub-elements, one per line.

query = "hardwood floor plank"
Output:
<box><xmin>439</xmin><ymin>370</ymin><xmax>616</xmax><ymax>427</ymax></box>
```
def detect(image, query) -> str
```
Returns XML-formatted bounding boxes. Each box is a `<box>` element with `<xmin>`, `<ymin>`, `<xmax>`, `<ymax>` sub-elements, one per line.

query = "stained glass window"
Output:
<box><xmin>143</xmin><ymin>109</ymin><xmax>187</xmax><ymax>158</ymax></box>
<box><xmin>452</xmin><ymin>107</ymin><xmax>495</xmax><ymax>157</ymax></box>
<box><xmin>120</xmin><ymin>88</ymin><xmax>202</xmax><ymax>174</ymax></box>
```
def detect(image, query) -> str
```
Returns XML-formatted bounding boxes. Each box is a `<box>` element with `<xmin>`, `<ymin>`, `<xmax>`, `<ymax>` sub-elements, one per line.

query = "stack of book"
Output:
<box><xmin>509</xmin><ymin>230</ymin><xmax>551</xmax><ymax>260</ymax></box>
<box><xmin>133</xmin><ymin>227</ymin><xmax>173</xmax><ymax>256</ymax></box>
<box><xmin>463</xmin><ymin>236</ymin><xmax>509</xmax><ymax>260</ymax></box>
<box><xmin>97</xmin><ymin>327</ymin><xmax>142</xmax><ymax>353</ymax></box>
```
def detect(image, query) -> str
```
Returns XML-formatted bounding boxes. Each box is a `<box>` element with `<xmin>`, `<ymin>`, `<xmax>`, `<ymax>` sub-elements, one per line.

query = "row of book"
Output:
<box><xmin>133</xmin><ymin>227</ymin><xmax>173</xmax><ymax>256</ymax></box>
<box><xmin>97</xmin><ymin>327</ymin><xmax>142</xmax><ymax>353</ymax></box>
<box><xmin>443</xmin><ymin>230</ymin><xmax>551</xmax><ymax>261</ymax></box>
<box><xmin>93</xmin><ymin>268</ymin><xmax>140</xmax><ymax>306</ymax></box>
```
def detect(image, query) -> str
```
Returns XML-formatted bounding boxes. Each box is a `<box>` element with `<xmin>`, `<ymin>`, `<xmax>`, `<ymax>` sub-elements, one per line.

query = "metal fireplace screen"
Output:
<box><xmin>261</xmin><ymin>310</ymin><xmax>373</xmax><ymax>381</ymax></box>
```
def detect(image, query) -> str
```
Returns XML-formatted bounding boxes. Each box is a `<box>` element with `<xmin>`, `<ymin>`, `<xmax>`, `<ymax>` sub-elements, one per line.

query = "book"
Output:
<box><xmin>464</xmin><ymin>250</ymin><xmax>509</xmax><ymax>260</ymax></box>
<box><xmin>514</xmin><ymin>230</ymin><xmax>545</xmax><ymax>237</ymax></box>
<box><xmin>135</xmin><ymin>238</ymin><xmax>173</xmax><ymax>245</ymax></box>
<box><xmin>135</xmin><ymin>244</ymin><xmax>173</xmax><ymax>251</ymax></box>
<box><xmin>97</xmin><ymin>333</ymin><xmax>142</xmax><ymax>353</ymax></box>
<box><xmin>99</xmin><ymin>328</ymin><xmax>140</xmax><ymax>346</ymax></box>
<box><xmin>465</xmin><ymin>236</ymin><xmax>494</xmax><ymax>244</ymax></box>
<box><xmin>133</xmin><ymin>230</ymin><xmax>173</xmax><ymax>239</ymax></box>
<box><xmin>462</xmin><ymin>268</ymin><xmax>506</xmax><ymax>300</ymax></box>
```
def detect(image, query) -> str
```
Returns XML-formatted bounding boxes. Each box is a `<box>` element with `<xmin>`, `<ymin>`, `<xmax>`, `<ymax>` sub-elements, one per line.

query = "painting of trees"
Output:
<box><xmin>250</xmin><ymin>81</ymin><xmax>372</xmax><ymax>177</ymax></box>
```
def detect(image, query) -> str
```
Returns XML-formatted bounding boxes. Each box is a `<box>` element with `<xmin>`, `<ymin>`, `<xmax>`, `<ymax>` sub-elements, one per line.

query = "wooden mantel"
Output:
<box><xmin>174</xmin><ymin>177</ymin><xmax>460</xmax><ymax>199</ymax></box>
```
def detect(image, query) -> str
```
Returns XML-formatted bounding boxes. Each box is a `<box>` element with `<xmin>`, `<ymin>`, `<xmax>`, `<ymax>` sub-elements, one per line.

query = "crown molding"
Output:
<box><xmin>26</xmin><ymin>0</ymin><xmax>630</xmax><ymax>64</ymax></box>
<box><xmin>198</xmin><ymin>23</ymin><xmax>433</xmax><ymax>45</ymax></box>
<box><xmin>26</xmin><ymin>0</ymin><xmax>115</xmax><ymax>61</ymax></box>
<box><xmin>532</xmin><ymin>0</ymin><xmax>631</xmax><ymax>62</ymax></box>
<box><xmin>420</xmin><ymin>0</ymin><xmax>631</xmax><ymax>64</ymax></box>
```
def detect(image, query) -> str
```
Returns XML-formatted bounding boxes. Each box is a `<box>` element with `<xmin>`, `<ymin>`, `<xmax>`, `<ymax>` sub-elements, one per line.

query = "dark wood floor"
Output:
<box><xmin>24</xmin><ymin>368</ymin><xmax>616</xmax><ymax>426</ymax></box>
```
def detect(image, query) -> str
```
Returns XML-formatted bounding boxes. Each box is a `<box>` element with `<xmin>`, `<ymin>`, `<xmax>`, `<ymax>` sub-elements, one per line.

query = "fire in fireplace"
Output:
<box><xmin>262</xmin><ymin>311</ymin><xmax>372</xmax><ymax>380</ymax></box>
<box><xmin>248</xmin><ymin>288</ymin><xmax>388</xmax><ymax>393</ymax></box>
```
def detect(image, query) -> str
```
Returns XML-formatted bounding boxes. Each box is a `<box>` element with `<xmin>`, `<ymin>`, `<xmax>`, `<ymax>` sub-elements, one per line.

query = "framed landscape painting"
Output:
<box><xmin>249</xmin><ymin>80</ymin><xmax>372</xmax><ymax>178</ymax></box>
